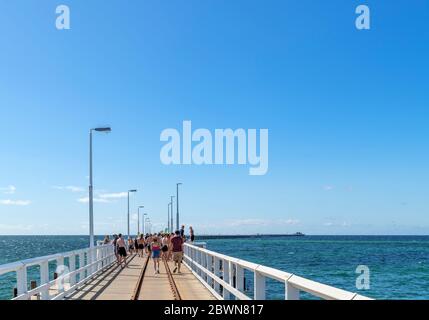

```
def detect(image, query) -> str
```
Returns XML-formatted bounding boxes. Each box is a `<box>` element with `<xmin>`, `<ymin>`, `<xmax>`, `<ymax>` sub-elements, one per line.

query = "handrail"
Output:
<box><xmin>183</xmin><ymin>243</ymin><xmax>373</xmax><ymax>300</ymax></box>
<box><xmin>0</xmin><ymin>244</ymin><xmax>116</xmax><ymax>300</ymax></box>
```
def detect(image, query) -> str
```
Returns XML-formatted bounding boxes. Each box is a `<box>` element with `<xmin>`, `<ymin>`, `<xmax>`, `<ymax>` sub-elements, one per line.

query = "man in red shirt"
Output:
<box><xmin>170</xmin><ymin>230</ymin><xmax>184</xmax><ymax>273</ymax></box>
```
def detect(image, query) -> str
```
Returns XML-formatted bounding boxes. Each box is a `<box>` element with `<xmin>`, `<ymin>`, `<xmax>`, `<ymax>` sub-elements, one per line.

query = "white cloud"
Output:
<box><xmin>0</xmin><ymin>199</ymin><xmax>31</xmax><ymax>206</ymax></box>
<box><xmin>323</xmin><ymin>221</ymin><xmax>351</xmax><ymax>227</ymax></box>
<box><xmin>77</xmin><ymin>191</ymin><xmax>128</xmax><ymax>204</ymax></box>
<box><xmin>323</xmin><ymin>185</ymin><xmax>334</xmax><ymax>191</ymax></box>
<box><xmin>53</xmin><ymin>185</ymin><xmax>85</xmax><ymax>193</ymax></box>
<box><xmin>0</xmin><ymin>223</ymin><xmax>34</xmax><ymax>232</ymax></box>
<box><xmin>77</xmin><ymin>197</ymin><xmax>110</xmax><ymax>204</ymax></box>
<box><xmin>1</xmin><ymin>185</ymin><xmax>16</xmax><ymax>194</ymax></box>
<box><xmin>98</xmin><ymin>192</ymin><xmax>128</xmax><ymax>199</ymax></box>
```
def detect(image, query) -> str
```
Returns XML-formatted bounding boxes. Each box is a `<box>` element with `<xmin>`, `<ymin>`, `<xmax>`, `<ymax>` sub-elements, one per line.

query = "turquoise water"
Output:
<box><xmin>1</xmin><ymin>235</ymin><xmax>429</xmax><ymax>300</ymax></box>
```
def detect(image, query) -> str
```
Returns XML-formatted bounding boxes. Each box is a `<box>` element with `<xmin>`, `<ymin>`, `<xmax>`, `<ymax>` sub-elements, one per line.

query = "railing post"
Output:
<box><xmin>16</xmin><ymin>264</ymin><xmax>28</xmax><ymax>298</ymax></box>
<box><xmin>192</xmin><ymin>247</ymin><xmax>197</xmax><ymax>270</ymax></box>
<box><xmin>40</xmin><ymin>261</ymin><xmax>50</xmax><ymax>300</ymax></box>
<box><xmin>285</xmin><ymin>281</ymin><xmax>300</xmax><ymax>300</ymax></box>
<box><xmin>56</xmin><ymin>256</ymin><xmax>65</xmax><ymax>294</ymax></box>
<box><xmin>198</xmin><ymin>250</ymin><xmax>203</xmax><ymax>277</ymax></box>
<box><xmin>223</xmin><ymin>259</ymin><xmax>231</xmax><ymax>300</ymax></box>
<box><xmin>236</xmin><ymin>265</ymin><xmax>244</xmax><ymax>293</ymax></box>
<box><xmin>202</xmin><ymin>251</ymin><xmax>207</xmax><ymax>282</ymax></box>
<box><xmin>206</xmin><ymin>254</ymin><xmax>213</xmax><ymax>288</ymax></box>
<box><xmin>69</xmin><ymin>254</ymin><xmax>76</xmax><ymax>286</ymax></box>
<box><xmin>214</xmin><ymin>257</ymin><xmax>221</xmax><ymax>294</ymax></box>
<box><xmin>229</xmin><ymin>262</ymin><xmax>234</xmax><ymax>299</ymax></box>
<box><xmin>96</xmin><ymin>246</ymin><xmax>101</xmax><ymax>272</ymax></box>
<box><xmin>254</xmin><ymin>271</ymin><xmax>266</xmax><ymax>300</ymax></box>
<box><xmin>79</xmin><ymin>252</ymin><xmax>85</xmax><ymax>282</ymax></box>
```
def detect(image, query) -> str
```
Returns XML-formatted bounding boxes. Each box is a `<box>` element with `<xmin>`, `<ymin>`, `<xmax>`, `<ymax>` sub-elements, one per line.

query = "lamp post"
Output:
<box><xmin>176</xmin><ymin>183</ymin><xmax>182</xmax><ymax>231</ymax></box>
<box><xmin>127</xmin><ymin>189</ymin><xmax>137</xmax><ymax>239</ymax></box>
<box><xmin>168</xmin><ymin>203</ymin><xmax>171</xmax><ymax>232</ymax></box>
<box><xmin>143</xmin><ymin>213</ymin><xmax>148</xmax><ymax>235</ymax></box>
<box><xmin>89</xmin><ymin>127</ymin><xmax>111</xmax><ymax>248</ymax></box>
<box><xmin>137</xmin><ymin>206</ymin><xmax>144</xmax><ymax>235</ymax></box>
<box><xmin>170</xmin><ymin>196</ymin><xmax>175</xmax><ymax>232</ymax></box>
<box><xmin>145</xmin><ymin>218</ymin><xmax>151</xmax><ymax>234</ymax></box>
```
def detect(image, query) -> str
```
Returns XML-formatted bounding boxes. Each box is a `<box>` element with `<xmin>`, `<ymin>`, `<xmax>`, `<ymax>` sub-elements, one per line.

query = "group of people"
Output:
<box><xmin>103</xmin><ymin>225</ymin><xmax>195</xmax><ymax>275</ymax></box>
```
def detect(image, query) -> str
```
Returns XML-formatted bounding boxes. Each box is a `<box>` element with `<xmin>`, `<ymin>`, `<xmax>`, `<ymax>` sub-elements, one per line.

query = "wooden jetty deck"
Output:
<box><xmin>65</xmin><ymin>254</ymin><xmax>216</xmax><ymax>300</ymax></box>
<box><xmin>2</xmin><ymin>243</ymin><xmax>372</xmax><ymax>301</ymax></box>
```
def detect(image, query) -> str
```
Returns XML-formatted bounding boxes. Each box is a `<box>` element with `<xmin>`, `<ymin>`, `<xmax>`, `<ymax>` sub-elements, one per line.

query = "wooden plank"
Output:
<box><xmin>168</xmin><ymin>261</ymin><xmax>216</xmax><ymax>300</ymax></box>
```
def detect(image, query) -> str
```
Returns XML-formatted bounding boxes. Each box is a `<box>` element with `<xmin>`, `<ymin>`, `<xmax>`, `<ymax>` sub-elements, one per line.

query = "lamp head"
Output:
<box><xmin>93</xmin><ymin>127</ymin><xmax>112</xmax><ymax>132</ymax></box>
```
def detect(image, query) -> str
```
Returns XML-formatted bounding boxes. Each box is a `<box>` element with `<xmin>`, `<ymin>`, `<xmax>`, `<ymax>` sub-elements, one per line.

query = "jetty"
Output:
<box><xmin>0</xmin><ymin>243</ymin><xmax>371</xmax><ymax>300</ymax></box>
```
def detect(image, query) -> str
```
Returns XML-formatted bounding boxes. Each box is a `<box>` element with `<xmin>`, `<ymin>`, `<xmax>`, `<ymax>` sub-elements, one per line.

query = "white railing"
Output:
<box><xmin>183</xmin><ymin>243</ymin><xmax>372</xmax><ymax>300</ymax></box>
<box><xmin>0</xmin><ymin>244</ymin><xmax>115</xmax><ymax>300</ymax></box>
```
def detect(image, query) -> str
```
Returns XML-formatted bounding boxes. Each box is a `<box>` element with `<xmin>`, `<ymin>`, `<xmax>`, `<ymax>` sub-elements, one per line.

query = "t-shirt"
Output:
<box><xmin>171</xmin><ymin>236</ymin><xmax>183</xmax><ymax>252</ymax></box>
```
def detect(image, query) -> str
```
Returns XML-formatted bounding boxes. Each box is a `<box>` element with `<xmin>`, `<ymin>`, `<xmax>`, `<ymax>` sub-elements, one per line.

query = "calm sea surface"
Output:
<box><xmin>1</xmin><ymin>235</ymin><xmax>428</xmax><ymax>300</ymax></box>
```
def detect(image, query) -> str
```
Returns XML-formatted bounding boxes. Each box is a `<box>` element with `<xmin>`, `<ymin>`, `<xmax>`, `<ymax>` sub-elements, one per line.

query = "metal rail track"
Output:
<box><xmin>131</xmin><ymin>255</ymin><xmax>150</xmax><ymax>300</ymax></box>
<box><xmin>131</xmin><ymin>255</ymin><xmax>182</xmax><ymax>300</ymax></box>
<box><xmin>163</xmin><ymin>259</ymin><xmax>182</xmax><ymax>300</ymax></box>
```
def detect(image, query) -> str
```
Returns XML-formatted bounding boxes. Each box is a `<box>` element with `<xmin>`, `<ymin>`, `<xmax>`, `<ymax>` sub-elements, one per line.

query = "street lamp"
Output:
<box><xmin>176</xmin><ymin>183</ymin><xmax>182</xmax><ymax>231</ymax></box>
<box><xmin>143</xmin><ymin>213</ymin><xmax>148</xmax><ymax>235</ymax></box>
<box><xmin>168</xmin><ymin>202</ymin><xmax>171</xmax><ymax>232</ymax></box>
<box><xmin>170</xmin><ymin>196</ymin><xmax>175</xmax><ymax>232</ymax></box>
<box><xmin>89</xmin><ymin>127</ymin><xmax>111</xmax><ymax>248</ymax></box>
<box><xmin>137</xmin><ymin>205</ymin><xmax>144</xmax><ymax>235</ymax></box>
<box><xmin>145</xmin><ymin>218</ymin><xmax>151</xmax><ymax>234</ymax></box>
<box><xmin>127</xmin><ymin>189</ymin><xmax>137</xmax><ymax>239</ymax></box>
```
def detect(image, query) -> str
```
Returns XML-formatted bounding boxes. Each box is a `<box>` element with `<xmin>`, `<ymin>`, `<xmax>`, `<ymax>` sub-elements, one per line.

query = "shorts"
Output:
<box><xmin>162</xmin><ymin>245</ymin><xmax>168</xmax><ymax>252</ymax></box>
<box><xmin>172</xmin><ymin>251</ymin><xmax>183</xmax><ymax>263</ymax></box>
<box><xmin>138</xmin><ymin>244</ymin><xmax>144</xmax><ymax>250</ymax></box>
<box><xmin>152</xmin><ymin>250</ymin><xmax>160</xmax><ymax>259</ymax></box>
<box><xmin>118</xmin><ymin>247</ymin><xmax>127</xmax><ymax>257</ymax></box>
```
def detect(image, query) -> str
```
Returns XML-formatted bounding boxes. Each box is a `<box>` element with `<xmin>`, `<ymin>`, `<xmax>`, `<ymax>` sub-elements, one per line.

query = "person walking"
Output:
<box><xmin>117</xmin><ymin>234</ymin><xmax>127</xmax><ymax>268</ymax></box>
<box><xmin>151</xmin><ymin>236</ymin><xmax>162</xmax><ymax>274</ymax></box>
<box><xmin>161</xmin><ymin>233</ymin><xmax>169</xmax><ymax>261</ymax></box>
<box><xmin>137</xmin><ymin>234</ymin><xmax>145</xmax><ymax>257</ymax></box>
<box><xmin>171</xmin><ymin>230</ymin><xmax>184</xmax><ymax>274</ymax></box>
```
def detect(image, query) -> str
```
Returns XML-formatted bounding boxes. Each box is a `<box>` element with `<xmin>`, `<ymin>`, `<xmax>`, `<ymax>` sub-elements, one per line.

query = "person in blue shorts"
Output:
<box><xmin>151</xmin><ymin>236</ymin><xmax>161</xmax><ymax>274</ymax></box>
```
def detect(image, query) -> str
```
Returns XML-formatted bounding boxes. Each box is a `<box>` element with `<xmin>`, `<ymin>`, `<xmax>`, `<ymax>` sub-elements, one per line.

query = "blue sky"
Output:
<box><xmin>0</xmin><ymin>0</ymin><xmax>428</xmax><ymax>235</ymax></box>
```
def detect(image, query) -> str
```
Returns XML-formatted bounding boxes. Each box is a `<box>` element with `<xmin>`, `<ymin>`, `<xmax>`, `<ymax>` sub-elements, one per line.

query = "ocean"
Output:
<box><xmin>0</xmin><ymin>235</ymin><xmax>428</xmax><ymax>300</ymax></box>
